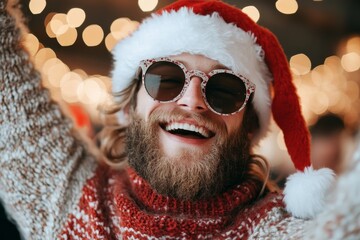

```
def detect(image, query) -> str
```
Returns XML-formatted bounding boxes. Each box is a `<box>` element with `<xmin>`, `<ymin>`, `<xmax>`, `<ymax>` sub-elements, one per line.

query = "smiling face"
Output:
<box><xmin>126</xmin><ymin>53</ymin><xmax>251</xmax><ymax>200</ymax></box>
<box><xmin>135</xmin><ymin>53</ymin><xmax>246</xmax><ymax>157</ymax></box>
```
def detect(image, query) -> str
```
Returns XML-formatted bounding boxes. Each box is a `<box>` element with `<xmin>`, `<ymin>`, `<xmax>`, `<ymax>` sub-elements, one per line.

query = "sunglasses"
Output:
<box><xmin>137</xmin><ymin>57</ymin><xmax>256</xmax><ymax>116</ymax></box>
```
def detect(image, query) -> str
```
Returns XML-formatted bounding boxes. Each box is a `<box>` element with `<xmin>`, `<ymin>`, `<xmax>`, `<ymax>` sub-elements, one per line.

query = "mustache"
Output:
<box><xmin>126</xmin><ymin>107</ymin><xmax>251</xmax><ymax>200</ymax></box>
<box><xmin>147</xmin><ymin>108</ymin><xmax>227</xmax><ymax>134</ymax></box>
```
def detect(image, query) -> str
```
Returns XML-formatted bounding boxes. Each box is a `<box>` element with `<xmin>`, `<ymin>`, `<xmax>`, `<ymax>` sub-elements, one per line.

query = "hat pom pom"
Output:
<box><xmin>283</xmin><ymin>166</ymin><xmax>335</xmax><ymax>219</ymax></box>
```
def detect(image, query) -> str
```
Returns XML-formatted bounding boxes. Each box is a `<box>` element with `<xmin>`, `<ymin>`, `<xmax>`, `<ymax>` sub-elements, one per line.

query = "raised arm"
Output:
<box><xmin>0</xmin><ymin>0</ymin><xmax>98</xmax><ymax>238</ymax></box>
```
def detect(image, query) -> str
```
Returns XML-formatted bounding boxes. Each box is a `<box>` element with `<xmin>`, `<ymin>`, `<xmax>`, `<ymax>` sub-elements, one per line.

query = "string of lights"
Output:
<box><xmin>23</xmin><ymin>0</ymin><xmax>360</xmax><ymax>130</ymax></box>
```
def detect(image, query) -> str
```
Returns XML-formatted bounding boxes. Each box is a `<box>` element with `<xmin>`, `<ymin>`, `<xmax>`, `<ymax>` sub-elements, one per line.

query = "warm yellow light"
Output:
<box><xmin>82</xmin><ymin>25</ymin><xmax>104</xmax><ymax>47</ymax></box>
<box><xmin>276</xmin><ymin>0</ymin><xmax>298</xmax><ymax>15</ymax></box>
<box><xmin>99</xmin><ymin>76</ymin><xmax>112</xmax><ymax>91</ymax></box>
<box><xmin>72</xmin><ymin>69</ymin><xmax>88</xmax><ymax>79</ymax></box>
<box><xmin>105</xmin><ymin>33</ymin><xmax>117</xmax><ymax>51</ymax></box>
<box><xmin>60</xmin><ymin>72</ymin><xmax>83</xmax><ymax>103</ymax></box>
<box><xmin>110</xmin><ymin>18</ymin><xmax>139</xmax><ymax>40</ymax></box>
<box><xmin>42</xmin><ymin>58</ymin><xmax>62</xmax><ymax>76</ymax></box>
<box><xmin>346</xmin><ymin>36</ymin><xmax>360</xmax><ymax>54</ymax></box>
<box><xmin>330</xmin><ymin>95</ymin><xmax>346</xmax><ymax>114</ymax></box>
<box><xmin>138</xmin><ymin>0</ymin><xmax>158</xmax><ymax>12</ymax></box>
<box><xmin>67</xmin><ymin>8</ymin><xmax>86</xmax><ymax>28</ymax></box>
<box><xmin>77</xmin><ymin>78</ymin><xmax>104</xmax><ymax>105</ymax></box>
<box><xmin>324</xmin><ymin>55</ymin><xmax>342</xmax><ymax>72</ymax></box>
<box><xmin>23</xmin><ymin>33</ymin><xmax>39</xmax><ymax>56</ymax></box>
<box><xmin>94</xmin><ymin>77</ymin><xmax>108</xmax><ymax>104</ymax></box>
<box><xmin>341</xmin><ymin>52</ymin><xmax>360</xmax><ymax>72</ymax></box>
<box><xmin>311</xmin><ymin>65</ymin><xmax>333</xmax><ymax>86</ymax></box>
<box><xmin>44</xmin><ymin>13</ymin><xmax>56</xmax><ymax>38</ymax></box>
<box><xmin>44</xmin><ymin>12</ymin><xmax>55</xmax><ymax>25</ymax></box>
<box><xmin>47</xmin><ymin>61</ymin><xmax>70</xmax><ymax>88</ymax></box>
<box><xmin>34</xmin><ymin>48</ymin><xmax>56</xmax><ymax>68</ymax></box>
<box><xmin>46</xmin><ymin>23</ymin><xmax>56</xmax><ymax>38</ymax></box>
<box><xmin>312</xmin><ymin>92</ymin><xmax>329</xmax><ymax>115</ymax></box>
<box><xmin>328</xmin><ymin>90</ymin><xmax>341</xmax><ymax>107</ymax></box>
<box><xmin>57</xmin><ymin>28</ymin><xmax>78</xmax><ymax>46</ymax></box>
<box><xmin>242</xmin><ymin>6</ymin><xmax>260</xmax><ymax>23</ymax></box>
<box><xmin>50</xmin><ymin>13</ymin><xmax>69</xmax><ymax>35</ymax></box>
<box><xmin>290</xmin><ymin>53</ymin><xmax>311</xmax><ymax>75</ymax></box>
<box><xmin>111</xmin><ymin>18</ymin><xmax>131</xmax><ymax>33</ymax></box>
<box><xmin>29</xmin><ymin>0</ymin><xmax>46</xmax><ymax>15</ymax></box>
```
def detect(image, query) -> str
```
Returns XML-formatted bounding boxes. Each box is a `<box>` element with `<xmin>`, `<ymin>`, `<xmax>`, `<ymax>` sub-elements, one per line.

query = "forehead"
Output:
<box><xmin>168</xmin><ymin>53</ymin><xmax>230</xmax><ymax>72</ymax></box>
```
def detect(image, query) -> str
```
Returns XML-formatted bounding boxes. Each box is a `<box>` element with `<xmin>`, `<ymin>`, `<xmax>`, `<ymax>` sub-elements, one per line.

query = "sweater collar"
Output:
<box><xmin>126</xmin><ymin>167</ymin><xmax>262</xmax><ymax>218</ymax></box>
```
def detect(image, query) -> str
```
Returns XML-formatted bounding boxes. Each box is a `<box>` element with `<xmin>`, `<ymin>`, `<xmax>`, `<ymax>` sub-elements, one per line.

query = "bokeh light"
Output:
<box><xmin>67</xmin><ymin>8</ymin><xmax>86</xmax><ymax>28</ymax></box>
<box><xmin>45</xmin><ymin>12</ymin><xmax>56</xmax><ymax>38</ymax></box>
<box><xmin>106</xmin><ymin>18</ymin><xmax>139</xmax><ymax>51</ymax></box>
<box><xmin>57</xmin><ymin>28</ymin><xmax>78</xmax><ymax>46</ymax></box>
<box><xmin>105</xmin><ymin>33</ymin><xmax>117</xmax><ymax>51</ymax></box>
<box><xmin>29</xmin><ymin>0</ymin><xmax>46</xmax><ymax>15</ymax></box>
<box><xmin>21</xmin><ymin>0</ymin><xmax>360</xmax><ymax>131</ymax></box>
<box><xmin>50</xmin><ymin>13</ymin><xmax>69</xmax><ymax>35</ymax></box>
<box><xmin>324</xmin><ymin>55</ymin><xmax>342</xmax><ymax>73</ymax></box>
<box><xmin>46</xmin><ymin>60</ymin><xmax>70</xmax><ymax>88</ymax></box>
<box><xmin>276</xmin><ymin>0</ymin><xmax>298</xmax><ymax>15</ymax></box>
<box><xmin>73</xmin><ymin>69</ymin><xmax>88</xmax><ymax>79</ymax></box>
<box><xmin>346</xmin><ymin>36</ymin><xmax>360</xmax><ymax>54</ymax></box>
<box><xmin>110</xmin><ymin>18</ymin><xmax>139</xmax><ymax>40</ymax></box>
<box><xmin>341</xmin><ymin>52</ymin><xmax>360</xmax><ymax>72</ymax></box>
<box><xmin>242</xmin><ymin>6</ymin><xmax>260</xmax><ymax>23</ymax></box>
<box><xmin>60</xmin><ymin>72</ymin><xmax>83</xmax><ymax>103</ymax></box>
<box><xmin>138</xmin><ymin>0</ymin><xmax>158</xmax><ymax>12</ymax></box>
<box><xmin>77</xmin><ymin>78</ymin><xmax>106</xmax><ymax>105</ymax></box>
<box><xmin>34</xmin><ymin>48</ymin><xmax>56</xmax><ymax>68</ymax></box>
<box><xmin>82</xmin><ymin>25</ymin><xmax>104</xmax><ymax>47</ymax></box>
<box><xmin>23</xmin><ymin>33</ymin><xmax>40</xmax><ymax>56</ymax></box>
<box><xmin>290</xmin><ymin>53</ymin><xmax>312</xmax><ymax>75</ymax></box>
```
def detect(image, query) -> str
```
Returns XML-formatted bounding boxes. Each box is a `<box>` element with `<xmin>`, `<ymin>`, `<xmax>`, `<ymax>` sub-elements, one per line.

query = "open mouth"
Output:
<box><xmin>161</xmin><ymin>122</ymin><xmax>214</xmax><ymax>139</ymax></box>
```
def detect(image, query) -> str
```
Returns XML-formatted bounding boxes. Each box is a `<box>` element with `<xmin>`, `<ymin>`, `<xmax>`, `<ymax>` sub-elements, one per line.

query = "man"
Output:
<box><xmin>310</xmin><ymin>113</ymin><xmax>346</xmax><ymax>173</ymax></box>
<box><xmin>1</xmin><ymin>0</ymin><xmax>355</xmax><ymax>239</ymax></box>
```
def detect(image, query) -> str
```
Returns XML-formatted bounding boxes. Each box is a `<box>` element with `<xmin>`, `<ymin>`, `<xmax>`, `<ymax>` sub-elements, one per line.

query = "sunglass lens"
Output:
<box><xmin>144</xmin><ymin>61</ymin><xmax>185</xmax><ymax>101</ymax></box>
<box><xmin>205</xmin><ymin>73</ymin><xmax>247</xmax><ymax>114</ymax></box>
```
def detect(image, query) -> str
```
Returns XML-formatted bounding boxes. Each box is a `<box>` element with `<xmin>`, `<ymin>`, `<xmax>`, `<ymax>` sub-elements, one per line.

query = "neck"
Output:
<box><xmin>126</xmin><ymin>168</ymin><xmax>262</xmax><ymax>218</ymax></box>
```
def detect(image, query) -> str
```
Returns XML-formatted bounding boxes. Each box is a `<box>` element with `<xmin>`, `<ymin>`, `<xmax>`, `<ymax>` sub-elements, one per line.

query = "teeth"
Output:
<box><xmin>165</xmin><ymin>122</ymin><xmax>210</xmax><ymax>138</ymax></box>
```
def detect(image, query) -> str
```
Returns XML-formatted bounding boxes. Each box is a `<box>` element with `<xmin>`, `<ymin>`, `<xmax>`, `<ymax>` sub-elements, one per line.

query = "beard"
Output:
<box><xmin>125</xmin><ymin>108</ymin><xmax>251</xmax><ymax>200</ymax></box>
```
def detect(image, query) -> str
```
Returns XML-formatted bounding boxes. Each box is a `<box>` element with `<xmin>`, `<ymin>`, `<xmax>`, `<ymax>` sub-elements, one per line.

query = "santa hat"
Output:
<box><xmin>111</xmin><ymin>0</ymin><xmax>335</xmax><ymax>219</ymax></box>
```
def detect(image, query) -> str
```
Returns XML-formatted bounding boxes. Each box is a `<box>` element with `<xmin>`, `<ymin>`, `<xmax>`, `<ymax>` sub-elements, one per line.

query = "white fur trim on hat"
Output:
<box><xmin>112</xmin><ymin>7</ymin><xmax>272</xmax><ymax>143</ymax></box>
<box><xmin>283</xmin><ymin>166</ymin><xmax>336</xmax><ymax>219</ymax></box>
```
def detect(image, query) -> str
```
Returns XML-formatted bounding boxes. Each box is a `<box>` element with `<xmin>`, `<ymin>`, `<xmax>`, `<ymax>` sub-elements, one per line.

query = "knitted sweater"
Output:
<box><xmin>1</xmin><ymin>1</ymin><xmax>359</xmax><ymax>239</ymax></box>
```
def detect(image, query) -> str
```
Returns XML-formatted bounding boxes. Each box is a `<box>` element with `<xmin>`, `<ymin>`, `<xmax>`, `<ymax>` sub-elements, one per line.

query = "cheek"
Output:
<box><xmin>222</xmin><ymin>112</ymin><xmax>244</xmax><ymax>134</ymax></box>
<box><xmin>136</xmin><ymin>86</ymin><xmax>161</xmax><ymax>121</ymax></box>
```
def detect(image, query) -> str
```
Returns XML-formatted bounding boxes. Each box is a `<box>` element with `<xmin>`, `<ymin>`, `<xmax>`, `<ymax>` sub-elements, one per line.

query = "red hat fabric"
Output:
<box><xmin>161</xmin><ymin>0</ymin><xmax>311</xmax><ymax>172</ymax></box>
<box><xmin>111</xmin><ymin>0</ymin><xmax>335</xmax><ymax>218</ymax></box>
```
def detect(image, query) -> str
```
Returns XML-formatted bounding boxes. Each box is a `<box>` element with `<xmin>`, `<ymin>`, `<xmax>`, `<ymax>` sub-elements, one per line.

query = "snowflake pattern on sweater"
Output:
<box><xmin>59</xmin><ymin>167</ymin><xmax>306</xmax><ymax>239</ymax></box>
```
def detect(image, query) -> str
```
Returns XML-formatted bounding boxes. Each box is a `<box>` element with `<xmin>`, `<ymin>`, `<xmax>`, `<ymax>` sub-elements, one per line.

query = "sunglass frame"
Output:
<box><xmin>138</xmin><ymin>57</ymin><xmax>256</xmax><ymax>116</ymax></box>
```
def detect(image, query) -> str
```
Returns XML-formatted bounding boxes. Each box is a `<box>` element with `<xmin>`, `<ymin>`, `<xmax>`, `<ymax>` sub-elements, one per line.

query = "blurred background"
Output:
<box><xmin>19</xmin><ymin>0</ymin><xmax>360</xmax><ymax>168</ymax></box>
<box><xmin>1</xmin><ymin>0</ymin><xmax>360</xmax><ymax>238</ymax></box>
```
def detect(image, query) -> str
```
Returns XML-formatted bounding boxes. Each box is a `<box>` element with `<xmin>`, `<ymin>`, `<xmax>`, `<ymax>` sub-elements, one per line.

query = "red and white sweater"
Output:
<box><xmin>1</xmin><ymin>0</ymin><xmax>359</xmax><ymax>239</ymax></box>
<box><xmin>59</xmin><ymin>166</ymin><xmax>306</xmax><ymax>239</ymax></box>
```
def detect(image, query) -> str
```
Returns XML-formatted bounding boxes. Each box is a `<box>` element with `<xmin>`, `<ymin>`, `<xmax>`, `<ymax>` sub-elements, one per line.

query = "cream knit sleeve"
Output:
<box><xmin>0</xmin><ymin>0</ymin><xmax>98</xmax><ymax>239</ymax></box>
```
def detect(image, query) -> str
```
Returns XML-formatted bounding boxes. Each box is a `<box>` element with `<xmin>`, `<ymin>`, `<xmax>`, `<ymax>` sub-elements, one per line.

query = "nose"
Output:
<box><xmin>176</xmin><ymin>77</ymin><xmax>207</xmax><ymax>112</ymax></box>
